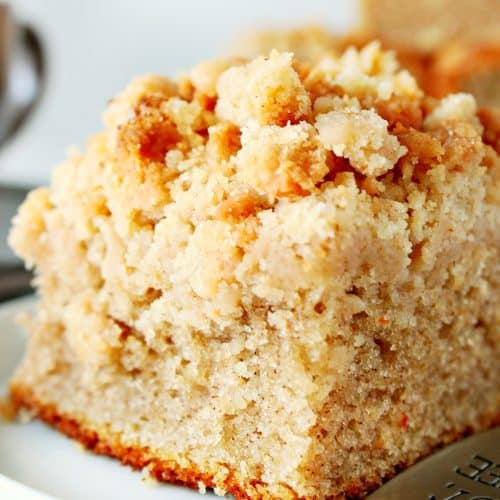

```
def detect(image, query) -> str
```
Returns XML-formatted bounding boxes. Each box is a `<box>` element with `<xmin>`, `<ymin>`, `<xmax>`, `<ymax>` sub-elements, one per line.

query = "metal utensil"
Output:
<box><xmin>0</xmin><ymin>2</ymin><xmax>43</xmax><ymax>147</ymax></box>
<box><xmin>0</xmin><ymin>264</ymin><xmax>32</xmax><ymax>301</ymax></box>
<box><xmin>369</xmin><ymin>427</ymin><xmax>499</xmax><ymax>500</ymax></box>
<box><xmin>0</xmin><ymin>184</ymin><xmax>31</xmax><ymax>302</ymax></box>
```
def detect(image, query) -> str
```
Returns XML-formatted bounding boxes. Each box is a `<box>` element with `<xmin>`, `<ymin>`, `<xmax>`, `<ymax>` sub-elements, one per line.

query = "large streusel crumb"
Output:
<box><xmin>8</xmin><ymin>41</ymin><xmax>500</xmax><ymax>499</ymax></box>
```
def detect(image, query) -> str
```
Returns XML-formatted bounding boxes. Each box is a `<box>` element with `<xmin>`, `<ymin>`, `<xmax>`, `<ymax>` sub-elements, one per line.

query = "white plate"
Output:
<box><xmin>0</xmin><ymin>296</ymin><xmax>208</xmax><ymax>500</ymax></box>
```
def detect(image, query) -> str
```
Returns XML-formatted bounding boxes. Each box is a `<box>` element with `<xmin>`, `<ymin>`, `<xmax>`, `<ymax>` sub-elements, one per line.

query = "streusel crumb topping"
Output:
<box><xmin>92</xmin><ymin>41</ymin><xmax>482</xmax><ymax>215</ymax></box>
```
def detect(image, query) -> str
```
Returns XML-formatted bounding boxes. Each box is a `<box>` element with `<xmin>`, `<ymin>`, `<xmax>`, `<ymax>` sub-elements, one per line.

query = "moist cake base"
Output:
<box><xmin>9</xmin><ymin>386</ymin><xmax>261</xmax><ymax>499</ymax></box>
<box><xmin>10</xmin><ymin>386</ymin><xmax>499</xmax><ymax>500</ymax></box>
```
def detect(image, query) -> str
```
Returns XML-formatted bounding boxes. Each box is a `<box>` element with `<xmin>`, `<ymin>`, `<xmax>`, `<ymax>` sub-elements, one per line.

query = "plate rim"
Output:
<box><xmin>0</xmin><ymin>473</ymin><xmax>56</xmax><ymax>500</ymax></box>
<box><xmin>0</xmin><ymin>294</ymin><xmax>36</xmax><ymax>318</ymax></box>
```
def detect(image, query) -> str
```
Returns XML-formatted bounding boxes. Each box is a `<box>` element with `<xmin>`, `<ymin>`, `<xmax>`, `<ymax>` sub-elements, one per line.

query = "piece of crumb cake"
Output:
<box><xmin>426</xmin><ymin>42</ymin><xmax>500</xmax><ymax>108</ymax></box>
<box><xmin>8</xmin><ymin>43</ymin><xmax>500</xmax><ymax>499</ymax></box>
<box><xmin>233</xmin><ymin>26</ymin><xmax>500</xmax><ymax>108</ymax></box>
<box><xmin>233</xmin><ymin>0</ymin><xmax>500</xmax><ymax>108</ymax></box>
<box><xmin>360</xmin><ymin>0</ymin><xmax>500</xmax><ymax>52</ymax></box>
<box><xmin>360</xmin><ymin>0</ymin><xmax>500</xmax><ymax>107</ymax></box>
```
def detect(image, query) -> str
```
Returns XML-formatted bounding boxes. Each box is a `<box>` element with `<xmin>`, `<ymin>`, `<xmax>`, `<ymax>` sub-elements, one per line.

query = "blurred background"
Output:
<box><xmin>0</xmin><ymin>0</ymin><xmax>356</xmax><ymax>301</ymax></box>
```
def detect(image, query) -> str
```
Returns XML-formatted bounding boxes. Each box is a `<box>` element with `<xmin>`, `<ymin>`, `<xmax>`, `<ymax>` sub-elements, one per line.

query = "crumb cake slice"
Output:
<box><xmin>426</xmin><ymin>42</ymin><xmax>500</xmax><ymax>108</ymax></box>
<box><xmin>359</xmin><ymin>0</ymin><xmax>500</xmax><ymax>107</ymax></box>
<box><xmin>233</xmin><ymin>0</ymin><xmax>500</xmax><ymax>107</ymax></box>
<box><xmin>8</xmin><ymin>43</ymin><xmax>500</xmax><ymax>499</ymax></box>
<box><xmin>234</xmin><ymin>26</ymin><xmax>500</xmax><ymax>108</ymax></box>
<box><xmin>360</xmin><ymin>0</ymin><xmax>500</xmax><ymax>51</ymax></box>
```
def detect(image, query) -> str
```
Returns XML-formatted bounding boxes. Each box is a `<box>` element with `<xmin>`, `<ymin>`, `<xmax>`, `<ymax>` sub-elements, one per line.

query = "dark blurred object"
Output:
<box><xmin>0</xmin><ymin>264</ymin><xmax>32</xmax><ymax>301</ymax></box>
<box><xmin>0</xmin><ymin>184</ymin><xmax>26</xmax><ymax>261</ymax></box>
<box><xmin>0</xmin><ymin>2</ymin><xmax>44</xmax><ymax>147</ymax></box>
<box><xmin>0</xmin><ymin>3</ymin><xmax>38</xmax><ymax>302</ymax></box>
<box><xmin>0</xmin><ymin>185</ymin><xmax>32</xmax><ymax>302</ymax></box>
<box><xmin>0</xmin><ymin>4</ymin><xmax>11</xmax><ymax>97</ymax></box>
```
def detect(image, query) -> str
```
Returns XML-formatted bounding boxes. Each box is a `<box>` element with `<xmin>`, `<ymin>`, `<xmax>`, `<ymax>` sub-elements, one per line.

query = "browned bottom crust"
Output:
<box><xmin>9</xmin><ymin>384</ymin><xmax>500</xmax><ymax>500</ymax></box>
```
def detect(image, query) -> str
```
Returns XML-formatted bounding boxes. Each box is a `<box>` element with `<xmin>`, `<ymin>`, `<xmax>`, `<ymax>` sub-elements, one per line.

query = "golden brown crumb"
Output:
<box><xmin>393</xmin><ymin>125</ymin><xmax>444</xmax><ymax>167</ymax></box>
<box><xmin>0</xmin><ymin>396</ymin><xmax>17</xmax><ymax>422</ymax></box>
<box><xmin>374</xmin><ymin>95</ymin><xmax>424</xmax><ymax>131</ymax></box>
<box><xmin>235</xmin><ymin>121</ymin><xmax>328</xmax><ymax>197</ymax></box>
<box><xmin>216</xmin><ymin>188</ymin><xmax>269</xmax><ymax>222</ymax></box>
<box><xmin>478</xmin><ymin>107</ymin><xmax>500</xmax><ymax>153</ymax></box>
<box><xmin>206</xmin><ymin>122</ymin><xmax>242</xmax><ymax>163</ymax></box>
<box><xmin>118</xmin><ymin>96</ymin><xmax>182</xmax><ymax>163</ymax></box>
<box><xmin>314</xmin><ymin>99</ymin><xmax>407</xmax><ymax>177</ymax></box>
<box><xmin>216</xmin><ymin>50</ymin><xmax>311</xmax><ymax>126</ymax></box>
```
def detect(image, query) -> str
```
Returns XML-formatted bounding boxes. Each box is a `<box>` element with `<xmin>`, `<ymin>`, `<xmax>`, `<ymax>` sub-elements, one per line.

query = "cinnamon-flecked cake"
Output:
<box><xmin>9</xmin><ymin>43</ymin><xmax>500</xmax><ymax>499</ymax></box>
